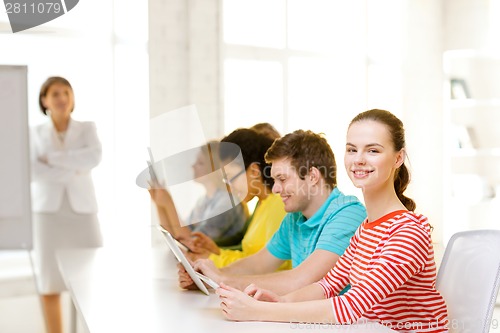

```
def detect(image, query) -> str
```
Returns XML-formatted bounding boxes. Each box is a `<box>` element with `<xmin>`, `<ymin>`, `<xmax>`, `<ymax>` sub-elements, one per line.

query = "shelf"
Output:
<box><xmin>444</xmin><ymin>49</ymin><xmax>500</xmax><ymax>243</ymax></box>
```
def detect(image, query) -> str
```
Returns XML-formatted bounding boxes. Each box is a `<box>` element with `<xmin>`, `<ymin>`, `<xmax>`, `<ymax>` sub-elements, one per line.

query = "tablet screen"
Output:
<box><xmin>157</xmin><ymin>226</ymin><xmax>218</xmax><ymax>295</ymax></box>
<box><xmin>147</xmin><ymin>147</ymin><xmax>160</xmax><ymax>185</ymax></box>
<box><xmin>147</xmin><ymin>160</ymin><xmax>159</xmax><ymax>184</ymax></box>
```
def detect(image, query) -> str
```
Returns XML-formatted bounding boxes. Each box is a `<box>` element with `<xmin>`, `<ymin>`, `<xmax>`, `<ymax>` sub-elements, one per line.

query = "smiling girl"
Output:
<box><xmin>216</xmin><ymin>109</ymin><xmax>448</xmax><ymax>332</ymax></box>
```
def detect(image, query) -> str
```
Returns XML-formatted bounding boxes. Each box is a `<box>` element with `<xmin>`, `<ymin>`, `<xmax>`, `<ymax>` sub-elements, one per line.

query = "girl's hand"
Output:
<box><xmin>191</xmin><ymin>231</ymin><xmax>220</xmax><ymax>255</ymax></box>
<box><xmin>38</xmin><ymin>155</ymin><xmax>48</xmax><ymax>164</ymax></box>
<box><xmin>177</xmin><ymin>263</ymin><xmax>197</xmax><ymax>290</ymax></box>
<box><xmin>193</xmin><ymin>259</ymin><xmax>221</xmax><ymax>282</ymax></box>
<box><xmin>243</xmin><ymin>283</ymin><xmax>282</xmax><ymax>302</ymax></box>
<box><xmin>216</xmin><ymin>283</ymin><xmax>262</xmax><ymax>321</ymax></box>
<box><xmin>148</xmin><ymin>187</ymin><xmax>171</xmax><ymax>207</ymax></box>
<box><xmin>185</xmin><ymin>247</ymin><xmax>212</xmax><ymax>261</ymax></box>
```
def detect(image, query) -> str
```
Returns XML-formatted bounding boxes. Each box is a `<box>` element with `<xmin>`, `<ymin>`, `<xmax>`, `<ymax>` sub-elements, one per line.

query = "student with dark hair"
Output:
<box><xmin>179</xmin><ymin>129</ymin><xmax>366</xmax><ymax>295</ymax></box>
<box><xmin>217</xmin><ymin>110</ymin><xmax>448</xmax><ymax>332</ymax></box>
<box><xmin>31</xmin><ymin>76</ymin><xmax>103</xmax><ymax>333</ymax></box>
<box><xmin>186</xmin><ymin>128</ymin><xmax>289</xmax><ymax>269</ymax></box>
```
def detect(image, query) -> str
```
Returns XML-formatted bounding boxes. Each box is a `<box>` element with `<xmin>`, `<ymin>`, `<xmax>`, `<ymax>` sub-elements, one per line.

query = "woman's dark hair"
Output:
<box><xmin>38</xmin><ymin>76</ymin><xmax>74</xmax><ymax>115</ymax></box>
<box><xmin>264</xmin><ymin>130</ymin><xmax>337</xmax><ymax>189</ymax></box>
<box><xmin>349</xmin><ymin>109</ymin><xmax>416</xmax><ymax>211</ymax></box>
<box><xmin>220</xmin><ymin>128</ymin><xmax>275</xmax><ymax>190</ymax></box>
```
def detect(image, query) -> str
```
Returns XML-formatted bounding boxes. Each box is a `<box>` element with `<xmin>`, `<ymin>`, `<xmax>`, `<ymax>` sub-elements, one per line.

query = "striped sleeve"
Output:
<box><xmin>331</xmin><ymin>224</ymin><xmax>430</xmax><ymax>324</ymax></box>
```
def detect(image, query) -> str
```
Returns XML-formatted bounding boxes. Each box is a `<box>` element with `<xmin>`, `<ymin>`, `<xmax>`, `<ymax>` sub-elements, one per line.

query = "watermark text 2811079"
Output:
<box><xmin>5</xmin><ymin>2</ymin><xmax>62</xmax><ymax>14</ymax></box>
<box><xmin>3</xmin><ymin>0</ymin><xmax>79</xmax><ymax>33</ymax></box>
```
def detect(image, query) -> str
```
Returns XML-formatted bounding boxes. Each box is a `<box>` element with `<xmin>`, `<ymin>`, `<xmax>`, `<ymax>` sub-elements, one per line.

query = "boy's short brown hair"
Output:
<box><xmin>264</xmin><ymin>130</ymin><xmax>336</xmax><ymax>189</ymax></box>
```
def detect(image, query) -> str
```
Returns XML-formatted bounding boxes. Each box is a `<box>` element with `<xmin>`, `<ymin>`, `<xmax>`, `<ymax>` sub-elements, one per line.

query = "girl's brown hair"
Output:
<box><xmin>349</xmin><ymin>109</ymin><xmax>416</xmax><ymax>211</ymax></box>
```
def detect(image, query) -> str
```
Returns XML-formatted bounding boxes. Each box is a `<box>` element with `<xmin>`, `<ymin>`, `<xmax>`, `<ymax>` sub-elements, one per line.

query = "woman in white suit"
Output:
<box><xmin>31</xmin><ymin>76</ymin><xmax>103</xmax><ymax>333</ymax></box>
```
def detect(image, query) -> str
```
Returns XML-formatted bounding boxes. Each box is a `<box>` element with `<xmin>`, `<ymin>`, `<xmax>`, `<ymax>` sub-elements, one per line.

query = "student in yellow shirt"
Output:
<box><xmin>188</xmin><ymin>128</ymin><xmax>290</xmax><ymax>270</ymax></box>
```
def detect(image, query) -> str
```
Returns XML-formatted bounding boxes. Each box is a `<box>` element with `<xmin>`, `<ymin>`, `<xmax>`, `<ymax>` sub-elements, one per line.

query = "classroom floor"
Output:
<box><xmin>0</xmin><ymin>292</ymin><xmax>88</xmax><ymax>333</ymax></box>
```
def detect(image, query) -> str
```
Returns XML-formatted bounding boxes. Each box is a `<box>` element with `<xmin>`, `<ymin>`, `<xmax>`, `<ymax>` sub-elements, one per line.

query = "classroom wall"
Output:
<box><xmin>148</xmin><ymin>0</ymin><xmax>222</xmax><ymax>140</ymax></box>
<box><xmin>400</xmin><ymin>0</ymin><xmax>444</xmax><ymax>246</ymax></box>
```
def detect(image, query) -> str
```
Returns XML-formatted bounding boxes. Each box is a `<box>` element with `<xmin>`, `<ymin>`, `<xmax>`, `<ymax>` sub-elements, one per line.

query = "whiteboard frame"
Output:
<box><xmin>0</xmin><ymin>65</ymin><xmax>32</xmax><ymax>249</ymax></box>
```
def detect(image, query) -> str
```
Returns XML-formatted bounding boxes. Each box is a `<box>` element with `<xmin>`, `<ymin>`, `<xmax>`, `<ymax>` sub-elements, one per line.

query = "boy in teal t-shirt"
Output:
<box><xmin>267</xmin><ymin>187</ymin><xmax>365</xmax><ymax>268</ymax></box>
<box><xmin>179</xmin><ymin>130</ymin><xmax>366</xmax><ymax>295</ymax></box>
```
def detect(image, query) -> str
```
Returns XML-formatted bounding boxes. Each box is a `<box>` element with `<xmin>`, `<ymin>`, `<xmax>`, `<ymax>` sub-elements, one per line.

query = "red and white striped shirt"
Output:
<box><xmin>318</xmin><ymin>210</ymin><xmax>448</xmax><ymax>332</ymax></box>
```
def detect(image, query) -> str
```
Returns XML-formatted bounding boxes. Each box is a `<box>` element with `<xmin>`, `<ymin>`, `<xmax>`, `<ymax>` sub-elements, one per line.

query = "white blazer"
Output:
<box><xmin>30</xmin><ymin>119</ymin><xmax>102</xmax><ymax>214</ymax></box>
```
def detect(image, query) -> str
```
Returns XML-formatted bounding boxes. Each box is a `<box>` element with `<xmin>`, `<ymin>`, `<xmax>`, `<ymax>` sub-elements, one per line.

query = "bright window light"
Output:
<box><xmin>287</xmin><ymin>0</ymin><xmax>365</xmax><ymax>53</ymax></box>
<box><xmin>287</xmin><ymin>56</ymin><xmax>365</xmax><ymax>137</ymax></box>
<box><xmin>221</xmin><ymin>0</ymin><xmax>405</xmax><ymax>201</ymax></box>
<box><xmin>366</xmin><ymin>64</ymin><xmax>403</xmax><ymax>116</ymax></box>
<box><xmin>366</xmin><ymin>0</ymin><xmax>404</xmax><ymax>62</ymax></box>
<box><xmin>224</xmin><ymin>59</ymin><xmax>284</xmax><ymax>132</ymax></box>
<box><xmin>223</xmin><ymin>0</ymin><xmax>286</xmax><ymax>48</ymax></box>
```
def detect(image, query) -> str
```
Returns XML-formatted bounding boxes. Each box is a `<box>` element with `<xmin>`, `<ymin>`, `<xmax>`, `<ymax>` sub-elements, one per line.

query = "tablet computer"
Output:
<box><xmin>163</xmin><ymin>227</ymin><xmax>192</xmax><ymax>253</ymax></box>
<box><xmin>147</xmin><ymin>147</ymin><xmax>155</xmax><ymax>165</ymax></box>
<box><xmin>147</xmin><ymin>160</ymin><xmax>159</xmax><ymax>184</ymax></box>
<box><xmin>157</xmin><ymin>225</ymin><xmax>219</xmax><ymax>294</ymax></box>
<box><xmin>147</xmin><ymin>147</ymin><xmax>160</xmax><ymax>185</ymax></box>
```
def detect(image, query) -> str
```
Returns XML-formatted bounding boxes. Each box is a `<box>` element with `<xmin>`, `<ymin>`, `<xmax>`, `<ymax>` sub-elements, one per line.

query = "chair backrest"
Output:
<box><xmin>436</xmin><ymin>229</ymin><xmax>500</xmax><ymax>333</ymax></box>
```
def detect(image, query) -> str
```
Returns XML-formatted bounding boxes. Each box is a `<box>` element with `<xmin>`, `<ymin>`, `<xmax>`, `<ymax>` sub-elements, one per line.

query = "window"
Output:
<box><xmin>222</xmin><ymin>0</ymin><xmax>405</xmax><ymax>197</ymax></box>
<box><xmin>224</xmin><ymin>59</ymin><xmax>284</xmax><ymax>131</ymax></box>
<box><xmin>225</xmin><ymin>1</ymin><xmax>391</xmax><ymax>196</ymax></box>
<box><xmin>223</xmin><ymin>0</ymin><xmax>286</xmax><ymax>49</ymax></box>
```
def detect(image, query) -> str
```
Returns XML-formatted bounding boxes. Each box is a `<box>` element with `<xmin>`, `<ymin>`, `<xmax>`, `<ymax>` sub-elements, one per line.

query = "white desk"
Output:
<box><xmin>57</xmin><ymin>247</ymin><xmax>395</xmax><ymax>333</ymax></box>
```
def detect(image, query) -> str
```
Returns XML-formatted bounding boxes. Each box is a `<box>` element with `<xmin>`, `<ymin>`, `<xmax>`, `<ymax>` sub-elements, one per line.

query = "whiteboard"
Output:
<box><xmin>0</xmin><ymin>65</ymin><xmax>32</xmax><ymax>249</ymax></box>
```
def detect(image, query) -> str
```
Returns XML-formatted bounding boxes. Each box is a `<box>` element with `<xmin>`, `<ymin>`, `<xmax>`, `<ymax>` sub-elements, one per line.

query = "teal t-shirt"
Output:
<box><xmin>266</xmin><ymin>187</ymin><xmax>366</xmax><ymax>268</ymax></box>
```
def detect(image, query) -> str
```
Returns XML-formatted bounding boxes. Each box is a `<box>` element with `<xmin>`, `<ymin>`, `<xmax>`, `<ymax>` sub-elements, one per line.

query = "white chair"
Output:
<box><xmin>436</xmin><ymin>230</ymin><xmax>500</xmax><ymax>333</ymax></box>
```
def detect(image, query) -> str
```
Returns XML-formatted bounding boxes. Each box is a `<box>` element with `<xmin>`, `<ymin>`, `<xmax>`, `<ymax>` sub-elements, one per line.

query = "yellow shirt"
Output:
<box><xmin>209</xmin><ymin>193</ymin><xmax>291</xmax><ymax>270</ymax></box>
